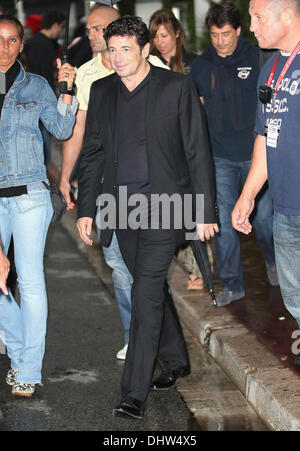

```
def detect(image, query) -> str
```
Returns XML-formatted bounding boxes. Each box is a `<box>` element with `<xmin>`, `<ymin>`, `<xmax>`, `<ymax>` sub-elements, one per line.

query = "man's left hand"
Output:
<box><xmin>197</xmin><ymin>223</ymin><xmax>219</xmax><ymax>242</ymax></box>
<box><xmin>77</xmin><ymin>217</ymin><xmax>93</xmax><ymax>246</ymax></box>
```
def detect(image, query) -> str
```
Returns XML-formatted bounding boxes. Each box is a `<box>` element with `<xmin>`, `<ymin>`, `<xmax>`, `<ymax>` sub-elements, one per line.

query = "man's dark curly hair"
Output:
<box><xmin>104</xmin><ymin>15</ymin><xmax>150</xmax><ymax>51</ymax></box>
<box><xmin>205</xmin><ymin>1</ymin><xmax>242</xmax><ymax>30</ymax></box>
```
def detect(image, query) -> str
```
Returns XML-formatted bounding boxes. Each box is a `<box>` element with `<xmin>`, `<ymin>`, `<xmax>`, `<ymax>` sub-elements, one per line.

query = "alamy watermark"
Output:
<box><xmin>291</xmin><ymin>330</ymin><xmax>300</xmax><ymax>356</ymax></box>
<box><xmin>95</xmin><ymin>187</ymin><xmax>205</xmax><ymax>240</ymax></box>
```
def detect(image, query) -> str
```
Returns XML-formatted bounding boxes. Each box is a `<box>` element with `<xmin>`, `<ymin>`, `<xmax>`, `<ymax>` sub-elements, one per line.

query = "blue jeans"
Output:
<box><xmin>214</xmin><ymin>157</ymin><xmax>275</xmax><ymax>292</ymax></box>
<box><xmin>0</xmin><ymin>183</ymin><xmax>53</xmax><ymax>383</ymax></box>
<box><xmin>97</xmin><ymin>225</ymin><xmax>133</xmax><ymax>344</ymax></box>
<box><xmin>273</xmin><ymin>212</ymin><xmax>300</xmax><ymax>328</ymax></box>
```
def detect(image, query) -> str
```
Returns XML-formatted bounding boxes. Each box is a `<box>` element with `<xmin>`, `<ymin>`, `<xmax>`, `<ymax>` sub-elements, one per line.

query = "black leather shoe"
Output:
<box><xmin>113</xmin><ymin>398</ymin><xmax>144</xmax><ymax>420</ymax></box>
<box><xmin>151</xmin><ymin>367</ymin><xmax>190</xmax><ymax>391</ymax></box>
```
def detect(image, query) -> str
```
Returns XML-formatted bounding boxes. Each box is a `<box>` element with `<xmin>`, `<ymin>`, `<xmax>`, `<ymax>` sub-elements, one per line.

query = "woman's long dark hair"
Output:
<box><xmin>149</xmin><ymin>9</ymin><xmax>185</xmax><ymax>74</ymax></box>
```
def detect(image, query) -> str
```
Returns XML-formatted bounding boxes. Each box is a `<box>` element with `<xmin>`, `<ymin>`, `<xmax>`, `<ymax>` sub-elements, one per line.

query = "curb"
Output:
<box><xmin>169</xmin><ymin>260</ymin><xmax>300</xmax><ymax>431</ymax></box>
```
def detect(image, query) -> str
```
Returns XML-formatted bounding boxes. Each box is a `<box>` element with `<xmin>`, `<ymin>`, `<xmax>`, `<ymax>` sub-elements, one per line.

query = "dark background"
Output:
<box><xmin>2</xmin><ymin>1</ymin><xmax>254</xmax><ymax>54</ymax></box>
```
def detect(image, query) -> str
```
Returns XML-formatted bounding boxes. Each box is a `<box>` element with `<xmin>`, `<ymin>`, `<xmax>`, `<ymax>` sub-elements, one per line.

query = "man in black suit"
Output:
<box><xmin>77</xmin><ymin>16</ymin><xmax>218</xmax><ymax>420</ymax></box>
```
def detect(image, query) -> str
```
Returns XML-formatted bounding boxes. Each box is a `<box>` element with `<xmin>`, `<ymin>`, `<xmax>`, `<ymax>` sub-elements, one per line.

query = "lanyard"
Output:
<box><xmin>267</xmin><ymin>41</ymin><xmax>300</xmax><ymax>96</ymax></box>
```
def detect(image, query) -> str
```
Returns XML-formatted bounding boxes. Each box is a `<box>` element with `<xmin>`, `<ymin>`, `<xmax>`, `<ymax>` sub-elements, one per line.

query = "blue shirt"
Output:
<box><xmin>191</xmin><ymin>40</ymin><xmax>260</xmax><ymax>161</ymax></box>
<box><xmin>256</xmin><ymin>52</ymin><xmax>300</xmax><ymax>215</ymax></box>
<box><xmin>191</xmin><ymin>38</ymin><xmax>260</xmax><ymax>161</ymax></box>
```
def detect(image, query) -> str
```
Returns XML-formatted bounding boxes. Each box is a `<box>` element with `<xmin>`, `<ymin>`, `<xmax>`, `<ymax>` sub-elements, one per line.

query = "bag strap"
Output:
<box><xmin>42</xmin><ymin>181</ymin><xmax>50</xmax><ymax>190</ymax></box>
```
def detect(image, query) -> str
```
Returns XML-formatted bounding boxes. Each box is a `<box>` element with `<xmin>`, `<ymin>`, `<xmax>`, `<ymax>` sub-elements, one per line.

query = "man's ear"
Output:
<box><xmin>236</xmin><ymin>26</ymin><xmax>242</xmax><ymax>37</ymax></box>
<box><xmin>141</xmin><ymin>42</ymin><xmax>150</xmax><ymax>58</ymax></box>
<box><xmin>281</xmin><ymin>7</ymin><xmax>295</xmax><ymax>26</ymax></box>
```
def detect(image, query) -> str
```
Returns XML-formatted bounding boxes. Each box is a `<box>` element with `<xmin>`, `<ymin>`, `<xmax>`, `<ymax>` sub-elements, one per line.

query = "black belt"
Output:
<box><xmin>0</xmin><ymin>185</ymin><xmax>27</xmax><ymax>197</ymax></box>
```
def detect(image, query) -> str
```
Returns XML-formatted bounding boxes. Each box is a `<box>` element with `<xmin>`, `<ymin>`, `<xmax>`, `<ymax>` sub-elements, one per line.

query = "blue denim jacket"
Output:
<box><xmin>0</xmin><ymin>61</ymin><xmax>78</xmax><ymax>187</ymax></box>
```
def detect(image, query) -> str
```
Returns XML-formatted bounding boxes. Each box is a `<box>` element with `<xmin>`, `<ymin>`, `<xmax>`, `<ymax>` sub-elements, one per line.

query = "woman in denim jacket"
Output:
<box><xmin>0</xmin><ymin>15</ymin><xmax>77</xmax><ymax>397</ymax></box>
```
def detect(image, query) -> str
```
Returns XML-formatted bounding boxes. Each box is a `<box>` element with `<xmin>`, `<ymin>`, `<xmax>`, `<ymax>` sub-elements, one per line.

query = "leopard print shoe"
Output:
<box><xmin>6</xmin><ymin>369</ymin><xmax>19</xmax><ymax>386</ymax></box>
<box><xmin>12</xmin><ymin>383</ymin><xmax>35</xmax><ymax>397</ymax></box>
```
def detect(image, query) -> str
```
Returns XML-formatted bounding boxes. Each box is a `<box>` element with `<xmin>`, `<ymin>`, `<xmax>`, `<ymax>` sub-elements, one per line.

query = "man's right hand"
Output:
<box><xmin>0</xmin><ymin>250</ymin><xmax>10</xmax><ymax>296</ymax></box>
<box><xmin>59</xmin><ymin>178</ymin><xmax>75</xmax><ymax>211</ymax></box>
<box><xmin>232</xmin><ymin>195</ymin><xmax>255</xmax><ymax>235</ymax></box>
<box><xmin>77</xmin><ymin>217</ymin><xmax>93</xmax><ymax>246</ymax></box>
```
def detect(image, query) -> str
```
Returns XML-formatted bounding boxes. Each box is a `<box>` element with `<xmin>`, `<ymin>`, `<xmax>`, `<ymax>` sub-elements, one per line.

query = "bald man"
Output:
<box><xmin>232</xmin><ymin>0</ymin><xmax>300</xmax><ymax>364</ymax></box>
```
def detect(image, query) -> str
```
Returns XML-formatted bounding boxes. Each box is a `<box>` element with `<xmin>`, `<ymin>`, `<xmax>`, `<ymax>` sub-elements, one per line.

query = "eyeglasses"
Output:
<box><xmin>85</xmin><ymin>25</ymin><xmax>106</xmax><ymax>36</ymax></box>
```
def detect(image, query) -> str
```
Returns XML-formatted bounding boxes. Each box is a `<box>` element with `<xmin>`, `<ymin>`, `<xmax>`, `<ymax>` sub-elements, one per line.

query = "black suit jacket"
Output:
<box><xmin>77</xmin><ymin>64</ymin><xmax>217</xmax><ymax>246</ymax></box>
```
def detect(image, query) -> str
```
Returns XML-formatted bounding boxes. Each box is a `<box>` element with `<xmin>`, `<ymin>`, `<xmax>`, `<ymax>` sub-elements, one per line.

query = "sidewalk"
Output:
<box><xmin>170</xmin><ymin>251</ymin><xmax>300</xmax><ymax>431</ymax></box>
<box><xmin>50</xmin><ymin>140</ymin><xmax>300</xmax><ymax>431</ymax></box>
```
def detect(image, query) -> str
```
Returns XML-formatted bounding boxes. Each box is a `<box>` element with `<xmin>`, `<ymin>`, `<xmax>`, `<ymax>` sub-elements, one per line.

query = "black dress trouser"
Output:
<box><xmin>117</xmin><ymin>226</ymin><xmax>190</xmax><ymax>403</ymax></box>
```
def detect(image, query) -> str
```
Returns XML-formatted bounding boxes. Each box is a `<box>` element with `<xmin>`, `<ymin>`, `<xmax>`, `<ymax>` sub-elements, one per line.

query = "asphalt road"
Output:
<box><xmin>0</xmin><ymin>223</ymin><xmax>199</xmax><ymax>432</ymax></box>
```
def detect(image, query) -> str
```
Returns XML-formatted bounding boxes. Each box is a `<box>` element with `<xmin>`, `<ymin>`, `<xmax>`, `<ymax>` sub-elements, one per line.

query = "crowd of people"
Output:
<box><xmin>0</xmin><ymin>0</ymin><xmax>299</xmax><ymax>422</ymax></box>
